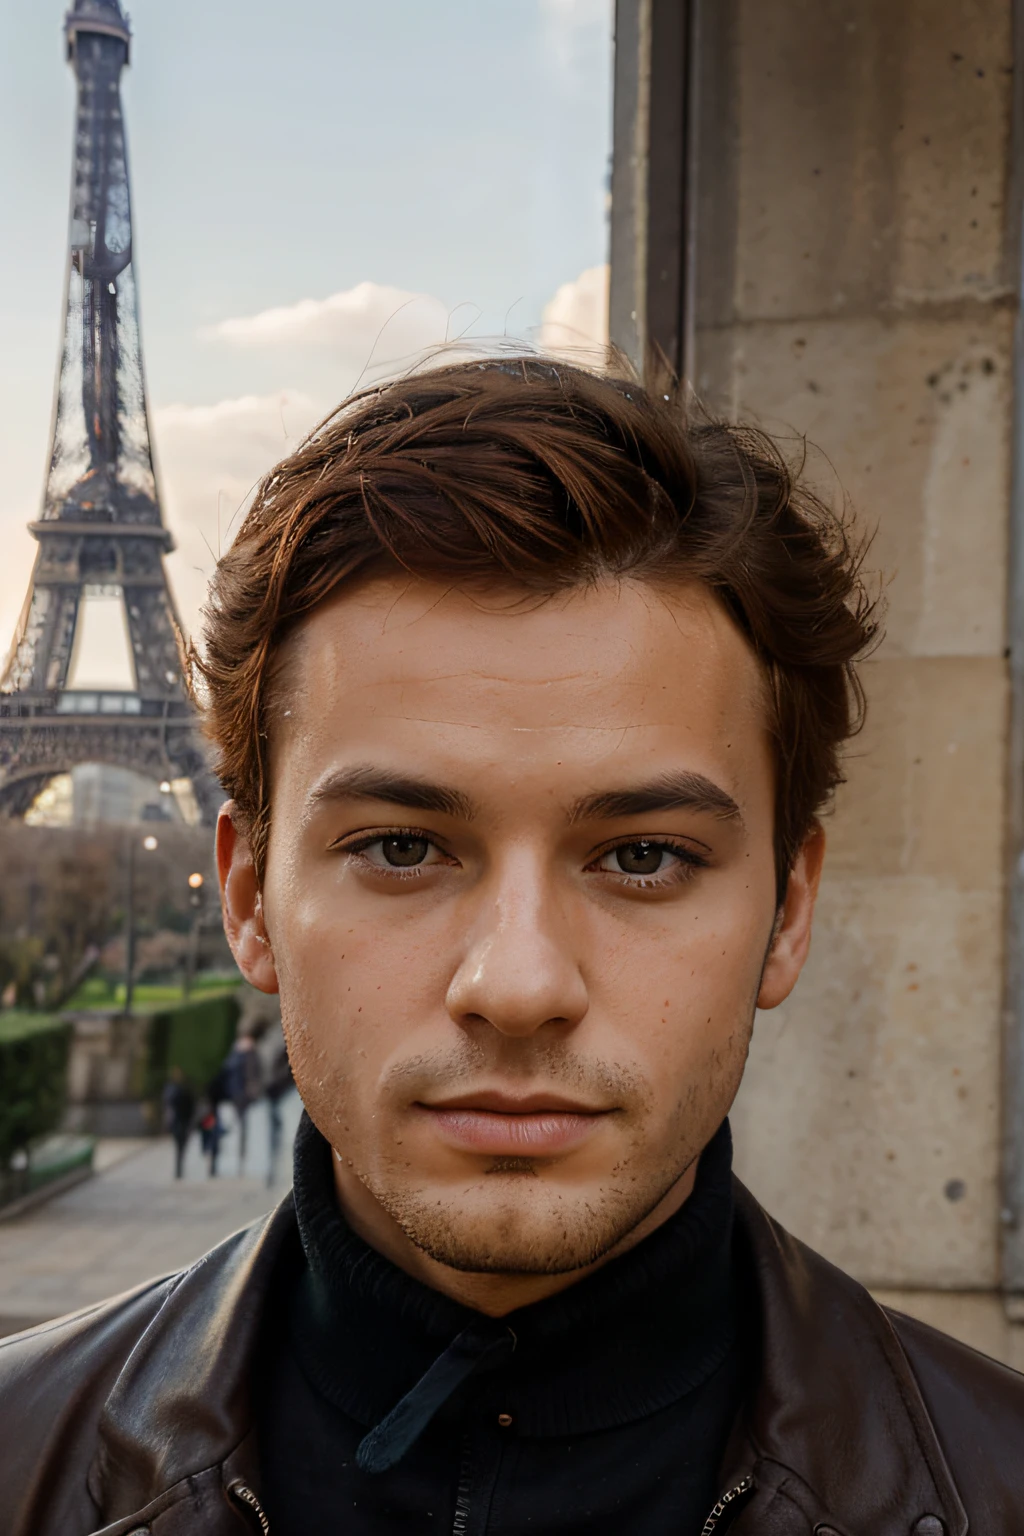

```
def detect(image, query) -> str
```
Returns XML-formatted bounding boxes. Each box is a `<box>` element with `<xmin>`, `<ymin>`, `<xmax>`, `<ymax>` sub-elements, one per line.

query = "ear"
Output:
<box><xmin>757</xmin><ymin>823</ymin><xmax>825</xmax><ymax>1010</ymax></box>
<box><xmin>216</xmin><ymin>802</ymin><xmax>279</xmax><ymax>995</ymax></box>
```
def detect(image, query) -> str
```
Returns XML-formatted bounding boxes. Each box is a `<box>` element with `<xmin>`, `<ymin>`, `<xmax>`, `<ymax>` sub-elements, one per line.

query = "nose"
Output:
<box><xmin>445</xmin><ymin>856</ymin><xmax>589</xmax><ymax>1038</ymax></box>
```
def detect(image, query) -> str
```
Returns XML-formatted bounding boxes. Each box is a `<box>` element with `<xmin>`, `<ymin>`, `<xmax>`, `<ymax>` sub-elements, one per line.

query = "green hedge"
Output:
<box><xmin>0</xmin><ymin>1014</ymin><xmax>73</xmax><ymax>1163</ymax></box>
<box><xmin>143</xmin><ymin>989</ymin><xmax>242</xmax><ymax>1102</ymax></box>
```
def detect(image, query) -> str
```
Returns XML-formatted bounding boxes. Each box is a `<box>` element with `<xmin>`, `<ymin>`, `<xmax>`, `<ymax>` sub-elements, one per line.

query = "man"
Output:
<box><xmin>219</xmin><ymin>1026</ymin><xmax>265</xmax><ymax>1171</ymax></box>
<box><xmin>2</xmin><ymin>359</ymin><xmax>1023</xmax><ymax>1534</ymax></box>
<box><xmin>161</xmin><ymin>1064</ymin><xmax>195</xmax><ymax>1179</ymax></box>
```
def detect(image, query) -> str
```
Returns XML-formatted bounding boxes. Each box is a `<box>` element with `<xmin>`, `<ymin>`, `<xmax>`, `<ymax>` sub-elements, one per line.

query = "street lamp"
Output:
<box><xmin>124</xmin><ymin>832</ymin><xmax>158</xmax><ymax>1015</ymax></box>
<box><xmin>185</xmin><ymin>871</ymin><xmax>205</xmax><ymax>998</ymax></box>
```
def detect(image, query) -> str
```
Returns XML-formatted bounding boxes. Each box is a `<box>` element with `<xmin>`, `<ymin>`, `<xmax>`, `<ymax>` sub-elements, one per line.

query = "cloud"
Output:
<box><xmin>541</xmin><ymin>0</ymin><xmax>612</xmax><ymax>85</ymax></box>
<box><xmin>539</xmin><ymin>263</ymin><xmax>609</xmax><ymax>359</ymax></box>
<box><xmin>155</xmin><ymin>390</ymin><xmax>324</xmax><ymax>637</ymax></box>
<box><xmin>541</xmin><ymin>0</ymin><xmax>612</xmax><ymax>31</ymax></box>
<box><xmin>204</xmin><ymin>280</ymin><xmax>455</xmax><ymax>380</ymax></box>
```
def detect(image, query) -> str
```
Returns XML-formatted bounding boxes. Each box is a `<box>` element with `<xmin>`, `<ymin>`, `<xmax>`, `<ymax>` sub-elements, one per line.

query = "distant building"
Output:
<box><xmin>71</xmin><ymin>765</ymin><xmax>175</xmax><ymax>827</ymax></box>
<box><xmin>25</xmin><ymin>764</ymin><xmax>200</xmax><ymax>828</ymax></box>
<box><xmin>0</xmin><ymin>0</ymin><xmax>218</xmax><ymax>823</ymax></box>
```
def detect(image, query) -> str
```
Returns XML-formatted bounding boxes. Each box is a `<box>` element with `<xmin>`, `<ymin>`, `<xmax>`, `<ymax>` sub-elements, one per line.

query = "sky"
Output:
<box><xmin>0</xmin><ymin>0</ymin><xmax>613</xmax><ymax>669</ymax></box>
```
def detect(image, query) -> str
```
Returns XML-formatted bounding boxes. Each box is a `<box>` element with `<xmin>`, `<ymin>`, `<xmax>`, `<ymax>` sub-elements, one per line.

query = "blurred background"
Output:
<box><xmin>1</xmin><ymin>0</ymin><xmax>1022</xmax><ymax>1373</ymax></box>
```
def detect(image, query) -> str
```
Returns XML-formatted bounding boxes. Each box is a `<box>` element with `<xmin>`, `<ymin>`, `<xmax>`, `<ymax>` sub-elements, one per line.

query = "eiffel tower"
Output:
<box><xmin>0</xmin><ymin>0</ymin><xmax>219</xmax><ymax>822</ymax></box>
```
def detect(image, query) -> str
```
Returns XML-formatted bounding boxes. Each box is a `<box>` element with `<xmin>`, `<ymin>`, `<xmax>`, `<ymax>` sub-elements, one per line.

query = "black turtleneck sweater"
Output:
<box><xmin>256</xmin><ymin>1114</ymin><xmax>745</xmax><ymax>1535</ymax></box>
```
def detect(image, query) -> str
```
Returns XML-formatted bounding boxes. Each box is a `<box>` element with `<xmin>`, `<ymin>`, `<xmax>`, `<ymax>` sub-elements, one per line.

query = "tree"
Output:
<box><xmin>0</xmin><ymin>821</ymin><xmax>228</xmax><ymax>1009</ymax></box>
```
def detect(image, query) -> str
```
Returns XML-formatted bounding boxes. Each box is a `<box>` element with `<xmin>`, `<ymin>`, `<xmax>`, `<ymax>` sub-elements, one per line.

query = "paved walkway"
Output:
<box><xmin>0</xmin><ymin>1090</ymin><xmax>303</xmax><ymax>1336</ymax></box>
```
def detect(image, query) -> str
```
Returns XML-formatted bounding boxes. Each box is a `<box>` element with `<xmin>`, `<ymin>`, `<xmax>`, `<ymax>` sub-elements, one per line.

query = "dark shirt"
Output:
<box><xmin>257</xmin><ymin>1114</ymin><xmax>745</xmax><ymax>1536</ymax></box>
<box><xmin>161</xmin><ymin>1080</ymin><xmax>194</xmax><ymax>1135</ymax></box>
<box><xmin>221</xmin><ymin>1042</ymin><xmax>263</xmax><ymax>1107</ymax></box>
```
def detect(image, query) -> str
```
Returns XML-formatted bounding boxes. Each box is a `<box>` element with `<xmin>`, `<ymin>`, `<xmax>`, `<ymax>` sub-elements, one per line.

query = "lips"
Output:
<box><xmin>416</xmin><ymin>1091</ymin><xmax>610</xmax><ymax>1156</ymax></box>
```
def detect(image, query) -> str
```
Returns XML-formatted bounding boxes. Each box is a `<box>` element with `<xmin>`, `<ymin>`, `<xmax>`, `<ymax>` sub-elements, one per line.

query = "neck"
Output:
<box><xmin>331</xmin><ymin>1158</ymin><xmax>700</xmax><ymax>1316</ymax></box>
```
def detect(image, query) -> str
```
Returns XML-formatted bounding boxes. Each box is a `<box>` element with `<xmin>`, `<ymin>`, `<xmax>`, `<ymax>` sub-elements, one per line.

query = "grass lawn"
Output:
<box><xmin>0</xmin><ymin>1011</ymin><xmax>66</xmax><ymax>1042</ymax></box>
<box><xmin>65</xmin><ymin>974</ymin><xmax>241</xmax><ymax>1010</ymax></box>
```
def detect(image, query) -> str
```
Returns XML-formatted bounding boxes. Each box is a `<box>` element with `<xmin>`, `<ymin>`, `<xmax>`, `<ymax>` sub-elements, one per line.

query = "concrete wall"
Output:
<box><xmin>678</xmin><ymin>1</ymin><xmax>1020</xmax><ymax>1338</ymax></box>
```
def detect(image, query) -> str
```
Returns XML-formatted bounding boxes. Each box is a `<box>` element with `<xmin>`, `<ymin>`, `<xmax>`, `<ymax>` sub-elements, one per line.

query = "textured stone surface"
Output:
<box><xmin>732</xmin><ymin>0</ymin><xmax>1013</xmax><ymax>319</ymax></box>
<box><xmin>699</xmin><ymin>0</ymin><xmax>1016</xmax><ymax>1302</ymax></box>
<box><xmin>732</xmin><ymin>877</ymin><xmax>1002</xmax><ymax>1287</ymax></box>
<box><xmin>827</xmin><ymin>655</ymin><xmax>1008</xmax><ymax>884</ymax></box>
<box><xmin>722</xmin><ymin>313</ymin><xmax>1013</xmax><ymax>656</ymax></box>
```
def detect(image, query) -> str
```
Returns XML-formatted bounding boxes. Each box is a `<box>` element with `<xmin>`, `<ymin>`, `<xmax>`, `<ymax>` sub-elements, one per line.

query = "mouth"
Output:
<box><xmin>415</xmin><ymin>1090</ymin><xmax>614</xmax><ymax>1156</ymax></box>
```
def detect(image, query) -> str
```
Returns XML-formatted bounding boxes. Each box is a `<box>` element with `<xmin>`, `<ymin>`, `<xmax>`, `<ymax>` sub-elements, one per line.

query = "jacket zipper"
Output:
<box><xmin>226</xmin><ymin>1463</ymin><xmax>748</xmax><ymax>1536</ymax></box>
<box><xmin>700</xmin><ymin>1474</ymin><xmax>755</xmax><ymax>1535</ymax></box>
<box><xmin>450</xmin><ymin>1432</ymin><xmax>473</xmax><ymax>1536</ymax></box>
<box><xmin>229</xmin><ymin>1481</ymin><xmax>271</xmax><ymax>1534</ymax></box>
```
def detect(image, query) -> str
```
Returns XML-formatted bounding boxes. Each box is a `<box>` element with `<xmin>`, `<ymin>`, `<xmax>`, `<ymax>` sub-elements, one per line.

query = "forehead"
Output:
<box><xmin>270</xmin><ymin>575</ymin><xmax>771</xmax><ymax>800</ymax></box>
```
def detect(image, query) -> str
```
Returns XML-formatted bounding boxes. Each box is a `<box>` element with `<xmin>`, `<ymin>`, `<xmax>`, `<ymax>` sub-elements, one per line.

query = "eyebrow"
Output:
<box><xmin>306</xmin><ymin>764</ymin><xmax>742</xmax><ymax>829</ymax></box>
<box><xmin>306</xmin><ymin>765</ymin><xmax>476</xmax><ymax>820</ymax></box>
<box><xmin>568</xmin><ymin>772</ymin><xmax>743</xmax><ymax>826</ymax></box>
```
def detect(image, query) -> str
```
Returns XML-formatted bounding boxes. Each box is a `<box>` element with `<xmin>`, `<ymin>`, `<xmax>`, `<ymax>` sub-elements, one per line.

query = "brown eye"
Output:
<box><xmin>592</xmin><ymin>840</ymin><xmax>699</xmax><ymax>886</ymax></box>
<box><xmin>613</xmin><ymin>841</ymin><xmax>666</xmax><ymax>875</ymax></box>
<box><xmin>380</xmin><ymin>835</ymin><xmax>430</xmax><ymax>867</ymax></box>
<box><xmin>345</xmin><ymin>832</ymin><xmax>451</xmax><ymax>874</ymax></box>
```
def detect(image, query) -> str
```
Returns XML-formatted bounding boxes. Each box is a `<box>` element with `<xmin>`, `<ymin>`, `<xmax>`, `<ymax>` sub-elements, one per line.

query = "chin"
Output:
<box><xmin>378</xmin><ymin>1179</ymin><xmax>644</xmax><ymax>1277</ymax></box>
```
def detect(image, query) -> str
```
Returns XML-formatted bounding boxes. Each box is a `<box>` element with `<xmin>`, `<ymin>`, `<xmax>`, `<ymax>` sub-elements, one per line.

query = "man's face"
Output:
<box><xmin>222</xmin><ymin>575</ymin><xmax>820</xmax><ymax>1287</ymax></box>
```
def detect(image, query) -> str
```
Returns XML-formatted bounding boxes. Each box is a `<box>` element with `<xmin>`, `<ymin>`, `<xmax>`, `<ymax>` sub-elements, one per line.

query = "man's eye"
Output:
<box><xmin>366</xmin><ymin>835</ymin><xmax>434</xmax><ymax>868</ymax></box>
<box><xmin>338</xmin><ymin>831</ymin><xmax>455</xmax><ymax>875</ymax></box>
<box><xmin>596</xmin><ymin>841</ymin><xmax>693</xmax><ymax>879</ymax></box>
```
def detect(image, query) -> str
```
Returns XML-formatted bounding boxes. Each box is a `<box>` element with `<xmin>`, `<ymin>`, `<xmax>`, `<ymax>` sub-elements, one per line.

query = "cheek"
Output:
<box><xmin>268</xmin><ymin>876</ymin><xmax>455</xmax><ymax>1079</ymax></box>
<box><xmin>590</xmin><ymin>887</ymin><xmax>769</xmax><ymax>1084</ymax></box>
<box><xmin>601</xmin><ymin>875</ymin><xmax>771</xmax><ymax>1001</ymax></box>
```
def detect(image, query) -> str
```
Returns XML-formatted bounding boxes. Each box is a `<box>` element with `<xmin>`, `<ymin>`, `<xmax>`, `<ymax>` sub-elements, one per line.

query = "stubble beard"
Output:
<box><xmin>298</xmin><ymin>1026</ymin><xmax>754</xmax><ymax>1279</ymax></box>
<box><xmin>363</xmin><ymin>1150</ymin><xmax>700</xmax><ymax>1276</ymax></box>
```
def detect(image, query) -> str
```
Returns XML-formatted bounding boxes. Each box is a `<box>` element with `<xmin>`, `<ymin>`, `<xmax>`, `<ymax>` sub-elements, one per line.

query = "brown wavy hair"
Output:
<box><xmin>193</xmin><ymin>357</ymin><xmax>879</xmax><ymax>895</ymax></box>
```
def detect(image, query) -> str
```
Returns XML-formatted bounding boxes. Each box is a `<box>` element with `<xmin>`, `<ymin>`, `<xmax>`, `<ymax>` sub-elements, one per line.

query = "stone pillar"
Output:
<box><xmin>611</xmin><ymin>0</ymin><xmax>1024</xmax><ymax>1363</ymax></box>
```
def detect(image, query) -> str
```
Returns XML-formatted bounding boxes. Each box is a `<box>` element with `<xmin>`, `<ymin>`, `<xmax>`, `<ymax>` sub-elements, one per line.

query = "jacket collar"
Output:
<box><xmin>91</xmin><ymin>1182</ymin><xmax>968</xmax><ymax>1535</ymax></box>
<box><xmin>90</xmin><ymin>1196</ymin><xmax>300</xmax><ymax>1521</ymax></box>
<box><xmin>730</xmin><ymin>1183</ymin><xmax>967</xmax><ymax>1536</ymax></box>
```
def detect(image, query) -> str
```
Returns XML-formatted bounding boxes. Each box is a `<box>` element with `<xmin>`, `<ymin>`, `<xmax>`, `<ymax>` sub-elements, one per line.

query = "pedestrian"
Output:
<box><xmin>160</xmin><ymin>1066</ymin><xmax>195</xmax><ymax>1180</ymax></box>
<box><xmin>220</xmin><ymin>1028</ymin><xmax>264</xmax><ymax>1172</ymax></box>
<box><xmin>198</xmin><ymin>1100</ymin><xmax>225</xmax><ymax>1177</ymax></box>
<box><xmin>265</xmin><ymin>1041</ymin><xmax>294</xmax><ymax>1187</ymax></box>
<box><xmin>198</xmin><ymin>1066</ymin><xmax>229</xmax><ymax>1178</ymax></box>
<box><xmin>4</xmin><ymin>360</ymin><xmax>1024</xmax><ymax>1531</ymax></box>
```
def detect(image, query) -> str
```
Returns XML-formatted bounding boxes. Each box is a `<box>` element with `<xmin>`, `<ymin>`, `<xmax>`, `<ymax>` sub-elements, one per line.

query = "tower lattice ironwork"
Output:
<box><xmin>0</xmin><ymin>0</ymin><xmax>219</xmax><ymax>821</ymax></box>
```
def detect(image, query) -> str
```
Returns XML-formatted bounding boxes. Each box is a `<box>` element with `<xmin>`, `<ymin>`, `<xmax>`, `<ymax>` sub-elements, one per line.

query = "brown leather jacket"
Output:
<box><xmin>2</xmin><ymin>1183</ymin><xmax>1023</xmax><ymax>1536</ymax></box>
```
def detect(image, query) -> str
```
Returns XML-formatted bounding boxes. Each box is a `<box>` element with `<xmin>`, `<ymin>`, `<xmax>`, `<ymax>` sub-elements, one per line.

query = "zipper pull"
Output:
<box><xmin>229</xmin><ymin>1480</ymin><xmax>271</xmax><ymax>1534</ymax></box>
<box><xmin>701</xmin><ymin>1473</ymin><xmax>755</xmax><ymax>1535</ymax></box>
